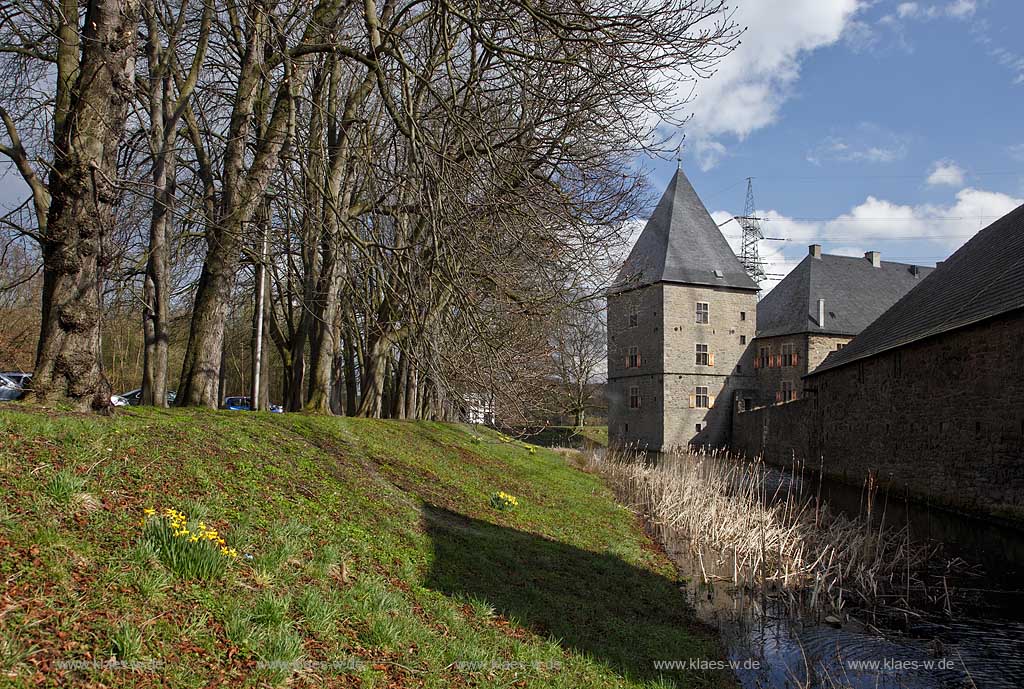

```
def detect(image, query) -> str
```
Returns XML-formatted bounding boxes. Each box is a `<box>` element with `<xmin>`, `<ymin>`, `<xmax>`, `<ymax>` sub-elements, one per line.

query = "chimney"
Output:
<box><xmin>809</xmin><ymin>244</ymin><xmax>822</xmax><ymax>259</ymax></box>
<box><xmin>817</xmin><ymin>299</ymin><xmax>825</xmax><ymax>327</ymax></box>
<box><xmin>910</xmin><ymin>264</ymin><xmax>920</xmax><ymax>277</ymax></box>
<box><xmin>865</xmin><ymin>250</ymin><xmax>881</xmax><ymax>268</ymax></box>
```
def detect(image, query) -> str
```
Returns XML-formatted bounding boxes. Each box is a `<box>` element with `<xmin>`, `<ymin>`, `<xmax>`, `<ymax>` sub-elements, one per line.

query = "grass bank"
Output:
<box><xmin>0</xmin><ymin>407</ymin><xmax>730</xmax><ymax>688</ymax></box>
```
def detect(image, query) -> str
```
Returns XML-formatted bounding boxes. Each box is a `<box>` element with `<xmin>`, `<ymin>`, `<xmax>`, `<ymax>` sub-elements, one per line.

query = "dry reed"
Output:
<box><xmin>590</xmin><ymin>447</ymin><xmax>956</xmax><ymax>614</ymax></box>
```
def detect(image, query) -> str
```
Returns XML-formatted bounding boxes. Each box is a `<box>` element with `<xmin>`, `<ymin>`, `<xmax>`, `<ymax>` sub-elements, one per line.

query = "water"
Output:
<box><xmin>653</xmin><ymin>466</ymin><xmax>1024</xmax><ymax>689</ymax></box>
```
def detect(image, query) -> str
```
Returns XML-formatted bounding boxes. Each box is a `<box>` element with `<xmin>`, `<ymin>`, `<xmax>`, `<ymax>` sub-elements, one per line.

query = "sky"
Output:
<box><xmin>644</xmin><ymin>0</ymin><xmax>1024</xmax><ymax>292</ymax></box>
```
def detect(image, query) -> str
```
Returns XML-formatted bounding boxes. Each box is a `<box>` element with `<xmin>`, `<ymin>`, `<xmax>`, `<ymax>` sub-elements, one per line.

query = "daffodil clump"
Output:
<box><xmin>489</xmin><ymin>491</ymin><xmax>519</xmax><ymax>511</ymax></box>
<box><xmin>141</xmin><ymin>507</ymin><xmax>238</xmax><ymax>580</ymax></box>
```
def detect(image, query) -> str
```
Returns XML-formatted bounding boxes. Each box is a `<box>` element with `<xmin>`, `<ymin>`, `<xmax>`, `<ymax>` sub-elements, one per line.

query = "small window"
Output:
<box><xmin>628</xmin><ymin>311</ymin><xmax>638</xmax><ymax>328</ymax></box>
<box><xmin>744</xmin><ymin>398</ymin><xmax>753</xmax><ymax>411</ymax></box>
<box><xmin>629</xmin><ymin>386</ymin><xmax>641</xmax><ymax>409</ymax></box>
<box><xmin>736</xmin><ymin>364</ymin><xmax>742</xmax><ymax>373</ymax></box>
<box><xmin>695</xmin><ymin>423</ymin><xmax>702</xmax><ymax>433</ymax></box>
<box><xmin>740</xmin><ymin>311</ymin><xmax>746</xmax><ymax>321</ymax></box>
<box><xmin>625</xmin><ymin>423</ymin><xmax>629</xmax><ymax>433</ymax></box>
<box><xmin>781</xmin><ymin>380</ymin><xmax>795</xmax><ymax>402</ymax></box>
<box><xmin>628</xmin><ymin>346</ymin><xmax>639</xmax><ymax>369</ymax></box>
<box><xmin>740</xmin><ymin>334</ymin><xmax>747</xmax><ymax>345</ymax></box>
<box><xmin>695</xmin><ymin>343</ymin><xmax>709</xmax><ymax>366</ymax></box>
<box><xmin>836</xmin><ymin>343</ymin><xmax>846</xmax><ymax>350</ymax></box>
<box><xmin>695</xmin><ymin>302</ymin><xmax>709</xmax><ymax>324</ymax></box>
<box><xmin>781</xmin><ymin>343</ymin><xmax>796</xmax><ymax>367</ymax></box>
<box><xmin>695</xmin><ymin>386</ymin><xmax>709</xmax><ymax>408</ymax></box>
<box><xmin>893</xmin><ymin>351</ymin><xmax>902</xmax><ymax>378</ymax></box>
<box><xmin>758</xmin><ymin>345</ymin><xmax>770</xmax><ymax>368</ymax></box>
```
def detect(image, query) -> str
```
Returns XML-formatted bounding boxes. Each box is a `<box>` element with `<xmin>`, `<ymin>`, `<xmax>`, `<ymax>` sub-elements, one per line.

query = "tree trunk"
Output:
<box><xmin>405</xmin><ymin>366</ymin><xmax>419</xmax><ymax>420</ymax></box>
<box><xmin>142</xmin><ymin>84</ymin><xmax>174</xmax><ymax>408</ymax></box>
<box><xmin>343</xmin><ymin>335</ymin><xmax>358</xmax><ymax>415</ymax></box>
<box><xmin>32</xmin><ymin>0</ymin><xmax>142</xmax><ymax>410</ymax></box>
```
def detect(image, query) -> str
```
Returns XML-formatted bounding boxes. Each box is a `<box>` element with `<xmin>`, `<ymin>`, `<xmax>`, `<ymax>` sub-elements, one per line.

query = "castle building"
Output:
<box><xmin>733</xmin><ymin>202</ymin><xmax>1024</xmax><ymax>522</ymax></box>
<box><xmin>749</xmin><ymin>245</ymin><xmax>933</xmax><ymax>407</ymax></box>
<box><xmin>607</xmin><ymin>168</ymin><xmax>758</xmax><ymax>451</ymax></box>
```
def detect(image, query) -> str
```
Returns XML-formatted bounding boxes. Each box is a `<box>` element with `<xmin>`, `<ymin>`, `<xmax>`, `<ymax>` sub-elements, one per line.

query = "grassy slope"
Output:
<box><xmin>0</xmin><ymin>407</ymin><xmax>730</xmax><ymax>688</ymax></box>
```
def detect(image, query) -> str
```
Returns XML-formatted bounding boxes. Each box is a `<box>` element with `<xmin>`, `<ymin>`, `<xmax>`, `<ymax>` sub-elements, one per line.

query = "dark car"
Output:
<box><xmin>223</xmin><ymin>396</ymin><xmax>284</xmax><ymax>412</ymax></box>
<box><xmin>111</xmin><ymin>388</ymin><xmax>177</xmax><ymax>407</ymax></box>
<box><xmin>0</xmin><ymin>372</ymin><xmax>31</xmax><ymax>401</ymax></box>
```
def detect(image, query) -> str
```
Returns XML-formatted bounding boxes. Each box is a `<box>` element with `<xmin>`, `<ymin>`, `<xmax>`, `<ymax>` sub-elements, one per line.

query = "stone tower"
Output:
<box><xmin>607</xmin><ymin>168</ymin><xmax>759</xmax><ymax>451</ymax></box>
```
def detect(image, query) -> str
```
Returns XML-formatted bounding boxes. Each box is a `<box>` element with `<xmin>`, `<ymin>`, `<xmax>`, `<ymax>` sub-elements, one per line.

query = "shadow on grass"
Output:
<box><xmin>422</xmin><ymin>504</ymin><xmax>730</xmax><ymax>687</ymax></box>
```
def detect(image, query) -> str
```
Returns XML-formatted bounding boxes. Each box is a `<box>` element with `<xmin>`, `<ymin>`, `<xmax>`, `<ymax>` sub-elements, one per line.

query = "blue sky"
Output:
<box><xmin>644</xmin><ymin>0</ymin><xmax>1024</xmax><ymax>291</ymax></box>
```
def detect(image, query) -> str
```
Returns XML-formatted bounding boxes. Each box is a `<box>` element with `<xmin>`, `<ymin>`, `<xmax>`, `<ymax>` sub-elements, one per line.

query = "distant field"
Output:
<box><xmin>0</xmin><ymin>408</ymin><xmax>728</xmax><ymax>688</ymax></box>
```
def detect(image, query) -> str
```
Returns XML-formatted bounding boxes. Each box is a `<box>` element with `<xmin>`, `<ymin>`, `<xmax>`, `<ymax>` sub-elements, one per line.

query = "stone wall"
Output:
<box><xmin>661</xmin><ymin>283</ymin><xmax>756</xmax><ymax>449</ymax></box>
<box><xmin>732</xmin><ymin>309</ymin><xmax>1024</xmax><ymax>523</ymax></box>
<box><xmin>608</xmin><ymin>282</ymin><xmax>757</xmax><ymax>451</ymax></box>
<box><xmin>607</xmin><ymin>284</ymin><xmax>665</xmax><ymax>450</ymax></box>
<box><xmin>749</xmin><ymin>333</ymin><xmax>852</xmax><ymax>407</ymax></box>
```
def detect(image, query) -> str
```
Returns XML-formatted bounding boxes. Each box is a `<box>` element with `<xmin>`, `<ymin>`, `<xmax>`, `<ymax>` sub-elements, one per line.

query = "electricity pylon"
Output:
<box><xmin>737</xmin><ymin>177</ymin><xmax>766</xmax><ymax>285</ymax></box>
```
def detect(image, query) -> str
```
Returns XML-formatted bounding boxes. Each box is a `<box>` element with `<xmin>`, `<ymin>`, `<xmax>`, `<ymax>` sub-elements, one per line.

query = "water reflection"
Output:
<box><xmin>640</xmin><ymin>456</ymin><xmax>1024</xmax><ymax>689</ymax></box>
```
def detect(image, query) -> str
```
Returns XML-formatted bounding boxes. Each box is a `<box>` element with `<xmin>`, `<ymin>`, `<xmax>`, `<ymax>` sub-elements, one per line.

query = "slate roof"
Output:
<box><xmin>611</xmin><ymin>168</ymin><xmax>758</xmax><ymax>293</ymax></box>
<box><xmin>756</xmin><ymin>252</ymin><xmax>934</xmax><ymax>338</ymax></box>
<box><xmin>810</xmin><ymin>202</ymin><xmax>1024</xmax><ymax>376</ymax></box>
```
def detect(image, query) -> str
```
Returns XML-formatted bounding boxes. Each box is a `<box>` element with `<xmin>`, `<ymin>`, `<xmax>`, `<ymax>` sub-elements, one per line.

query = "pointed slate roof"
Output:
<box><xmin>612</xmin><ymin>168</ymin><xmax>758</xmax><ymax>293</ymax></box>
<box><xmin>810</xmin><ymin>202</ymin><xmax>1024</xmax><ymax>376</ymax></box>
<box><xmin>756</xmin><ymin>252</ymin><xmax>934</xmax><ymax>338</ymax></box>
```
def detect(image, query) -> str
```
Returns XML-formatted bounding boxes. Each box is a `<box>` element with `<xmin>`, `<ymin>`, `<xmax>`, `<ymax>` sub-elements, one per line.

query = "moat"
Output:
<box><xmin>663</xmin><ymin>463</ymin><xmax>1024</xmax><ymax>689</ymax></box>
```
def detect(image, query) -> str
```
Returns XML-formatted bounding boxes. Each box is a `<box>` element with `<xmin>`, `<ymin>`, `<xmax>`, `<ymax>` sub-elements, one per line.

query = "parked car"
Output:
<box><xmin>0</xmin><ymin>372</ymin><xmax>31</xmax><ymax>401</ymax></box>
<box><xmin>111</xmin><ymin>388</ymin><xmax>177</xmax><ymax>406</ymax></box>
<box><xmin>223</xmin><ymin>396</ymin><xmax>252</xmax><ymax>411</ymax></box>
<box><xmin>222</xmin><ymin>396</ymin><xmax>284</xmax><ymax>412</ymax></box>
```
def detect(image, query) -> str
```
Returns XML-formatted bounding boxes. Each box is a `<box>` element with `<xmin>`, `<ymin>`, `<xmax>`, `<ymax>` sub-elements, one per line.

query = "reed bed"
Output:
<box><xmin>590</xmin><ymin>448</ymin><xmax>960</xmax><ymax>615</ymax></box>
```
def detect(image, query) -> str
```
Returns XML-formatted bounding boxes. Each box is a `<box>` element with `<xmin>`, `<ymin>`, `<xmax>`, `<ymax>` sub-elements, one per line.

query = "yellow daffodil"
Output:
<box><xmin>144</xmin><ymin>508</ymin><xmax>156</xmax><ymax>516</ymax></box>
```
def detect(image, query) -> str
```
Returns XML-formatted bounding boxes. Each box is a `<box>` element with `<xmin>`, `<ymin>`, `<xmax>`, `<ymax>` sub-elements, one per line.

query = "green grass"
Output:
<box><xmin>0</xmin><ymin>406</ymin><xmax>730</xmax><ymax>688</ymax></box>
<box><xmin>513</xmin><ymin>424</ymin><xmax>609</xmax><ymax>449</ymax></box>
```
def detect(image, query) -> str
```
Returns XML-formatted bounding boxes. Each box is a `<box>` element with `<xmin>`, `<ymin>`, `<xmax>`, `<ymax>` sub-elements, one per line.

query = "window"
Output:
<box><xmin>695</xmin><ymin>302</ymin><xmax>709</xmax><ymax>324</ymax></box>
<box><xmin>836</xmin><ymin>343</ymin><xmax>846</xmax><ymax>350</ymax></box>
<box><xmin>757</xmin><ymin>346</ymin><xmax>770</xmax><ymax>369</ymax></box>
<box><xmin>695</xmin><ymin>343</ymin><xmax>709</xmax><ymax>366</ymax></box>
<box><xmin>628</xmin><ymin>311</ymin><xmax>638</xmax><ymax>328</ymax></box>
<box><xmin>627</xmin><ymin>346</ymin><xmax>640</xmax><ymax>369</ymax></box>
<box><xmin>781</xmin><ymin>343</ymin><xmax>797</xmax><ymax>367</ymax></box>
<box><xmin>740</xmin><ymin>334</ymin><xmax>747</xmax><ymax>345</ymax></box>
<box><xmin>695</xmin><ymin>424</ymin><xmax>702</xmax><ymax>433</ymax></box>
<box><xmin>629</xmin><ymin>386</ymin><xmax>641</xmax><ymax>409</ymax></box>
<box><xmin>740</xmin><ymin>311</ymin><xmax>746</xmax><ymax>321</ymax></box>
<box><xmin>695</xmin><ymin>386</ymin><xmax>709</xmax><ymax>408</ymax></box>
<box><xmin>893</xmin><ymin>351</ymin><xmax>902</xmax><ymax>378</ymax></box>
<box><xmin>781</xmin><ymin>381</ymin><xmax>795</xmax><ymax>402</ymax></box>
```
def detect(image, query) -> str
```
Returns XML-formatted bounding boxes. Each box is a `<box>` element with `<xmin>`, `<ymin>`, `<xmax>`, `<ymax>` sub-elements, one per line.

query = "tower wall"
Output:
<box><xmin>608</xmin><ymin>282</ymin><xmax>757</xmax><ymax>451</ymax></box>
<box><xmin>607</xmin><ymin>284</ymin><xmax>664</xmax><ymax>450</ymax></box>
<box><xmin>661</xmin><ymin>284</ymin><xmax>757</xmax><ymax>449</ymax></box>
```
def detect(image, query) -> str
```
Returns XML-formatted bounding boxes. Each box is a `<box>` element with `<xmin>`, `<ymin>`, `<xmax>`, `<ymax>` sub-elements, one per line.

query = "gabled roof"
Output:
<box><xmin>757</xmin><ymin>252</ymin><xmax>934</xmax><ymax>338</ymax></box>
<box><xmin>611</xmin><ymin>168</ymin><xmax>758</xmax><ymax>293</ymax></box>
<box><xmin>810</xmin><ymin>202</ymin><xmax>1024</xmax><ymax>376</ymax></box>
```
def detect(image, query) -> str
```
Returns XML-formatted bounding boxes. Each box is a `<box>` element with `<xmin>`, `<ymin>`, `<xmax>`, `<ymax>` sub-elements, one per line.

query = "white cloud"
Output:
<box><xmin>682</xmin><ymin>0</ymin><xmax>864</xmax><ymax>166</ymax></box>
<box><xmin>806</xmin><ymin>124</ymin><xmax>909</xmax><ymax>165</ymax></box>
<box><xmin>890</xmin><ymin>0</ymin><xmax>975</xmax><ymax>20</ymax></box>
<box><xmin>694</xmin><ymin>139</ymin><xmax>728</xmax><ymax>171</ymax></box>
<box><xmin>711</xmin><ymin>186</ymin><xmax>1023</xmax><ymax>293</ymax></box>
<box><xmin>926</xmin><ymin>160</ymin><xmax>966</xmax><ymax>187</ymax></box>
